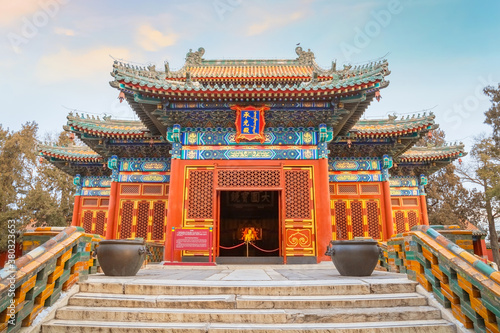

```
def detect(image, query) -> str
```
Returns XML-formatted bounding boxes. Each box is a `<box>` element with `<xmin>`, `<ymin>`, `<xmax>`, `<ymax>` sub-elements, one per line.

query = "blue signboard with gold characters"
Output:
<box><xmin>232</xmin><ymin>105</ymin><xmax>269</xmax><ymax>143</ymax></box>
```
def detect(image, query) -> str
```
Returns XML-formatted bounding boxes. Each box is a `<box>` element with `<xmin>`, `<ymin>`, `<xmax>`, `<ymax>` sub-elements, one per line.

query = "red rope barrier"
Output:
<box><xmin>250</xmin><ymin>242</ymin><xmax>279</xmax><ymax>253</ymax></box>
<box><xmin>219</xmin><ymin>242</ymin><xmax>245</xmax><ymax>250</ymax></box>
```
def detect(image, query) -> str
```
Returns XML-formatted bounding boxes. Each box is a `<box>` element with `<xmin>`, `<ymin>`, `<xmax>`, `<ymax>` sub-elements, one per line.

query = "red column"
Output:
<box><xmin>382</xmin><ymin>181</ymin><xmax>394</xmax><ymax>240</ymax></box>
<box><xmin>164</xmin><ymin>158</ymin><xmax>184</xmax><ymax>262</ymax></box>
<box><xmin>316</xmin><ymin>158</ymin><xmax>332</xmax><ymax>262</ymax></box>
<box><xmin>71</xmin><ymin>195</ymin><xmax>81</xmax><ymax>227</ymax></box>
<box><xmin>419</xmin><ymin>195</ymin><xmax>429</xmax><ymax>226</ymax></box>
<box><xmin>105</xmin><ymin>181</ymin><xmax>119</xmax><ymax>240</ymax></box>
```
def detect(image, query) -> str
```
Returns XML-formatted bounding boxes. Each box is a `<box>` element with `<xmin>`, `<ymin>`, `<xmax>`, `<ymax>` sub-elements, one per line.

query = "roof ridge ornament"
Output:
<box><xmin>295</xmin><ymin>46</ymin><xmax>315</xmax><ymax>65</ymax></box>
<box><xmin>185</xmin><ymin>47</ymin><xmax>205</xmax><ymax>66</ymax></box>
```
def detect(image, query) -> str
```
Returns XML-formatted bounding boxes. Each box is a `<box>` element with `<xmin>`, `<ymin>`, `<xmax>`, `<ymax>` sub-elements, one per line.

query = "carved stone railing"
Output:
<box><xmin>385</xmin><ymin>226</ymin><xmax>500</xmax><ymax>332</ymax></box>
<box><xmin>0</xmin><ymin>226</ymin><xmax>102</xmax><ymax>332</ymax></box>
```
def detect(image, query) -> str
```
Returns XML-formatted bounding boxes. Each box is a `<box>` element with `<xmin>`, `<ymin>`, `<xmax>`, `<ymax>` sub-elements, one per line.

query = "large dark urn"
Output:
<box><xmin>97</xmin><ymin>239</ymin><xmax>148</xmax><ymax>276</ymax></box>
<box><xmin>325</xmin><ymin>239</ymin><xmax>380</xmax><ymax>276</ymax></box>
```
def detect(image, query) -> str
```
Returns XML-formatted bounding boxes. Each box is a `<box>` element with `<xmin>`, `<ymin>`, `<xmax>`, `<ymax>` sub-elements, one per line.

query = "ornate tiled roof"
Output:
<box><xmin>398</xmin><ymin>144</ymin><xmax>466</xmax><ymax>162</ymax></box>
<box><xmin>66</xmin><ymin>113</ymin><xmax>149</xmax><ymax>138</ymax></box>
<box><xmin>110</xmin><ymin>47</ymin><xmax>390</xmax><ymax>97</ymax></box>
<box><xmin>38</xmin><ymin>144</ymin><xmax>103</xmax><ymax>162</ymax></box>
<box><xmin>352</xmin><ymin>113</ymin><xmax>437</xmax><ymax>137</ymax></box>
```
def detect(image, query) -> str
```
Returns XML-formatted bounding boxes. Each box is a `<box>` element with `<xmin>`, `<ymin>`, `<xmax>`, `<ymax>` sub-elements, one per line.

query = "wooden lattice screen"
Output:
<box><xmin>331</xmin><ymin>199</ymin><xmax>382</xmax><ymax>240</ymax></box>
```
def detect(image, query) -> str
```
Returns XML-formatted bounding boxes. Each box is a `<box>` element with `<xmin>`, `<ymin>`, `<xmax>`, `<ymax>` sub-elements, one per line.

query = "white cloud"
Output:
<box><xmin>36</xmin><ymin>46</ymin><xmax>131</xmax><ymax>83</ymax></box>
<box><xmin>135</xmin><ymin>24</ymin><xmax>178</xmax><ymax>52</ymax></box>
<box><xmin>53</xmin><ymin>26</ymin><xmax>75</xmax><ymax>36</ymax></box>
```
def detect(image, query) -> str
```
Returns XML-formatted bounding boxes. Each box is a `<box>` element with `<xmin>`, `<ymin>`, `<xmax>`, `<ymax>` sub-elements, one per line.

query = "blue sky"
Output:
<box><xmin>1</xmin><ymin>0</ymin><xmax>499</xmax><ymax>151</ymax></box>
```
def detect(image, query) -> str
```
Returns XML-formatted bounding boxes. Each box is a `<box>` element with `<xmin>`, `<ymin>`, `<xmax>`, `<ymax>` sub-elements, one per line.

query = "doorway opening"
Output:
<box><xmin>218</xmin><ymin>190</ymin><xmax>280</xmax><ymax>258</ymax></box>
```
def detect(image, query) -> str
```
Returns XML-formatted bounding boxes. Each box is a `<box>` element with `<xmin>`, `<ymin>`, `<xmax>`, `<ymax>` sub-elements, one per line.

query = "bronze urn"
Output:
<box><xmin>325</xmin><ymin>239</ymin><xmax>380</xmax><ymax>276</ymax></box>
<box><xmin>96</xmin><ymin>239</ymin><xmax>148</xmax><ymax>276</ymax></box>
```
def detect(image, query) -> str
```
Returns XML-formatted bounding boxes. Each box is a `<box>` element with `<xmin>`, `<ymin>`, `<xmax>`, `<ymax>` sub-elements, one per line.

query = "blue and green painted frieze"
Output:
<box><xmin>181</xmin><ymin>127</ymin><xmax>318</xmax><ymax>146</ymax></box>
<box><xmin>389</xmin><ymin>176</ymin><xmax>420</xmax><ymax>196</ymax></box>
<box><xmin>119</xmin><ymin>174</ymin><xmax>170</xmax><ymax>183</ymax></box>
<box><xmin>329</xmin><ymin>173</ymin><xmax>383</xmax><ymax>182</ymax></box>
<box><xmin>329</xmin><ymin>157</ymin><xmax>382</xmax><ymax>171</ymax></box>
<box><xmin>119</xmin><ymin>157</ymin><xmax>171</xmax><ymax>172</ymax></box>
<box><xmin>181</xmin><ymin>146</ymin><xmax>318</xmax><ymax>160</ymax></box>
<box><xmin>81</xmin><ymin>189</ymin><xmax>111</xmax><ymax>196</ymax></box>
<box><xmin>81</xmin><ymin>176</ymin><xmax>111</xmax><ymax>188</ymax></box>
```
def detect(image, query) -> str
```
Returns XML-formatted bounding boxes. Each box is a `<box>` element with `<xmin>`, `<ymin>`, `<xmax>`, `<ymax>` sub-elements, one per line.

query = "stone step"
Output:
<box><xmin>69</xmin><ymin>293</ymin><xmax>237</xmax><ymax>309</ymax></box>
<box><xmin>42</xmin><ymin>319</ymin><xmax>456</xmax><ymax>333</ymax></box>
<box><xmin>69</xmin><ymin>292</ymin><xmax>428</xmax><ymax>309</ymax></box>
<box><xmin>78</xmin><ymin>279</ymin><xmax>417</xmax><ymax>296</ymax></box>
<box><xmin>55</xmin><ymin>305</ymin><xmax>442</xmax><ymax>324</ymax></box>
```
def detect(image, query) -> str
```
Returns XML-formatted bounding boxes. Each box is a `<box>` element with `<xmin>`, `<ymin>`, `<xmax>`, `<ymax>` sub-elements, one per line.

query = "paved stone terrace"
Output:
<box><xmin>87</xmin><ymin>262</ymin><xmax>407</xmax><ymax>284</ymax></box>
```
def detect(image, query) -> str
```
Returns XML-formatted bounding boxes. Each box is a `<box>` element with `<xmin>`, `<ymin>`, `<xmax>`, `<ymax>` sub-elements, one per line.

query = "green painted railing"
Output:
<box><xmin>0</xmin><ymin>226</ymin><xmax>102</xmax><ymax>332</ymax></box>
<box><xmin>146</xmin><ymin>242</ymin><xmax>164</xmax><ymax>263</ymax></box>
<box><xmin>384</xmin><ymin>225</ymin><xmax>500</xmax><ymax>333</ymax></box>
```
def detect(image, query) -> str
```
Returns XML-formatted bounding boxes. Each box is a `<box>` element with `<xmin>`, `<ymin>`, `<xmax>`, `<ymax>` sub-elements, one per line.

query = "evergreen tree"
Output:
<box><xmin>0</xmin><ymin>122</ymin><xmax>38</xmax><ymax>250</ymax></box>
<box><xmin>0</xmin><ymin>125</ymin><xmax>74</xmax><ymax>251</ymax></box>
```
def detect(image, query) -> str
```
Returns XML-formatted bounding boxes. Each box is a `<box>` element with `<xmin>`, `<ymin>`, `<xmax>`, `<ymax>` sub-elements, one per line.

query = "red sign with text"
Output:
<box><xmin>174</xmin><ymin>228</ymin><xmax>211</xmax><ymax>251</ymax></box>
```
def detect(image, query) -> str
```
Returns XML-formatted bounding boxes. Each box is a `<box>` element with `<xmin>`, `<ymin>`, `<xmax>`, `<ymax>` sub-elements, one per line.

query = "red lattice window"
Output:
<box><xmin>120</xmin><ymin>201</ymin><xmax>134</xmax><ymax>239</ymax></box>
<box><xmin>395</xmin><ymin>211</ymin><xmax>405</xmax><ymax>234</ymax></box>
<box><xmin>165</xmin><ymin>185</ymin><xmax>170</xmax><ymax>196</ymax></box>
<box><xmin>366</xmin><ymin>201</ymin><xmax>380</xmax><ymax>239</ymax></box>
<box><xmin>121</xmin><ymin>184</ymin><xmax>140</xmax><ymax>195</ymax></box>
<box><xmin>337</xmin><ymin>184</ymin><xmax>358</xmax><ymax>195</ymax></box>
<box><xmin>329</xmin><ymin>184</ymin><xmax>335</xmax><ymax>194</ymax></box>
<box><xmin>143</xmin><ymin>185</ymin><xmax>163</xmax><ymax>195</ymax></box>
<box><xmin>95</xmin><ymin>211</ymin><xmax>106</xmax><ymax>236</ymax></box>
<box><xmin>284</xmin><ymin>170</ymin><xmax>311</xmax><ymax>219</ymax></box>
<box><xmin>82</xmin><ymin>211</ymin><xmax>93</xmax><ymax>233</ymax></box>
<box><xmin>391</xmin><ymin>198</ymin><xmax>400</xmax><ymax>206</ymax></box>
<box><xmin>187</xmin><ymin>170</ymin><xmax>214</xmax><ymax>219</ymax></box>
<box><xmin>152</xmin><ymin>201</ymin><xmax>166</xmax><ymax>240</ymax></box>
<box><xmin>408</xmin><ymin>211</ymin><xmax>418</xmax><ymax>230</ymax></box>
<box><xmin>217</xmin><ymin>169</ymin><xmax>280</xmax><ymax>188</ymax></box>
<box><xmin>360</xmin><ymin>184</ymin><xmax>379</xmax><ymax>194</ymax></box>
<box><xmin>100</xmin><ymin>198</ymin><xmax>109</xmax><ymax>207</ymax></box>
<box><xmin>402</xmin><ymin>198</ymin><xmax>418</xmax><ymax>206</ymax></box>
<box><xmin>136</xmin><ymin>201</ymin><xmax>150</xmax><ymax>239</ymax></box>
<box><xmin>82</xmin><ymin>198</ymin><xmax>98</xmax><ymax>207</ymax></box>
<box><xmin>334</xmin><ymin>201</ymin><xmax>348</xmax><ymax>240</ymax></box>
<box><xmin>351</xmin><ymin>201</ymin><xmax>364</xmax><ymax>238</ymax></box>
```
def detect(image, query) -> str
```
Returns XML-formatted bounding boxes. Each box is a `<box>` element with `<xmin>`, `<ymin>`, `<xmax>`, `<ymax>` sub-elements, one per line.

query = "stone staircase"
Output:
<box><xmin>40</xmin><ymin>276</ymin><xmax>457</xmax><ymax>332</ymax></box>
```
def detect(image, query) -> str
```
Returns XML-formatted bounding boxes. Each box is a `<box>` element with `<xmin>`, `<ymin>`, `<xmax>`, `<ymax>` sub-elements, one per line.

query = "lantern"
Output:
<box><xmin>427</xmin><ymin>131</ymin><xmax>433</xmax><ymax>138</ymax></box>
<box><xmin>375</xmin><ymin>90</ymin><xmax>381</xmax><ymax>102</ymax></box>
<box><xmin>347</xmin><ymin>139</ymin><xmax>352</xmax><ymax>148</ymax></box>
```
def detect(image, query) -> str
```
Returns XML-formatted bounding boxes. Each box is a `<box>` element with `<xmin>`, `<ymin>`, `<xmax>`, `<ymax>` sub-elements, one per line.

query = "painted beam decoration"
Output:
<box><xmin>329</xmin><ymin>173</ymin><xmax>383</xmax><ymax>182</ymax></box>
<box><xmin>390</xmin><ymin>176</ymin><xmax>420</xmax><ymax>196</ymax></box>
<box><xmin>182</xmin><ymin>145</ymin><xmax>318</xmax><ymax>160</ymax></box>
<box><xmin>119</xmin><ymin>173</ymin><xmax>170</xmax><ymax>183</ymax></box>
<box><xmin>120</xmin><ymin>157</ymin><xmax>171</xmax><ymax>172</ymax></box>
<box><xmin>233</xmin><ymin>106</ymin><xmax>269</xmax><ymax>143</ymax></box>
<box><xmin>329</xmin><ymin>157</ymin><xmax>382</xmax><ymax>171</ymax></box>
<box><xmin>82</xmin><ymin>176</ymin><xmax>111</xmax><ymax>188</ymax></box>
<box><xmin>182</xmin><ymin>128</ymin><xmax>318</xmax><ymax>146</ymax></box>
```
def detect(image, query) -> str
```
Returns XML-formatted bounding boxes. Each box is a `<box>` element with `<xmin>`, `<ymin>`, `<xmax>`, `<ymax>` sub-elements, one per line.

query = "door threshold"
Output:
<box><xmin>216</xmin><ymin>256</ymin><xmax>284</xmax><ymax>264</ymax></box>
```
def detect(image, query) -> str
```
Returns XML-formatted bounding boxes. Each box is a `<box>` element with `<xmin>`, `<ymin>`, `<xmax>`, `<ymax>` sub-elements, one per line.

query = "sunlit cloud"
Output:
<box><xmin>36</xmin><ymin>46</ymin><xmax>131</xmax><ymax>83</ymax></box>
<box><xmin>247</xmin><ymin>11</ymin><xmax>304</xmax><ymax>36</ymax></box>
<box><xmin>0</xmin><ymin>2</ymin><xmax>40</xmax><ymax>27</ymax></box>
<box><xmin>135</xmin><ymin>24</ymin><xmax>178</xmax><ymax>52</ymax></box>
<box><xmin>53</xmin><ymin>27</ymin><xmax>75</xmax><ymax>36</ymax></box>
